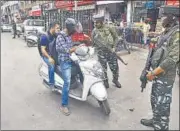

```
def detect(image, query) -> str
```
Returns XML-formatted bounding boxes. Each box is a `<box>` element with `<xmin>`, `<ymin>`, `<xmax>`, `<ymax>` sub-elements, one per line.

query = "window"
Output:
<box><xmin>28</xmin><ymin>20</ymin><xmax>33</xmax><ymax>26</ymax></box>
<box><xmin>33</xmin><ymin>20</ymin><xmax>44</xmax><ymax>26</ymax></box>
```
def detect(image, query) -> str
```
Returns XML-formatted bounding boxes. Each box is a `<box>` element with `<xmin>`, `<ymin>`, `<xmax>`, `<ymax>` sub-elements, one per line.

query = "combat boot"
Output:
<box><xmin>140</xmin><ymin>118</ymin><xmax>154</xmax><ymax>128</ymax></box>
<box><xmin>104</xmin><ymin>80</ymin><xmax>109</xmax><ymax>89</ymax></box>
<box><xmin>112</xmin><ymin>79</ymin><xmax>121</xmax><ymax>88</ymax></box>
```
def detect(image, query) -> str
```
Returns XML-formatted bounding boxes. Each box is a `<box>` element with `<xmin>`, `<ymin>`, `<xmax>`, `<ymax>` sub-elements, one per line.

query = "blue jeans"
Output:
<box><xmin>60</xmin><ymin>61</ymin><xmax>72</xmax><ymax>106</ymax></box>
<box><xmin>42</xmin><ymin>57</ymin><xmax>55</xmax><ymax>85</ymax></box>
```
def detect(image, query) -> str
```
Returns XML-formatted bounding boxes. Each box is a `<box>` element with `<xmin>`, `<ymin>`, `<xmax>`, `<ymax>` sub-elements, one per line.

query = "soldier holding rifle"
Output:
<box><xmin>91</xmin><ymin>14</ymin><xmax>127</xmax><ymax>89</ymax></box>
<box><xmin>140</xmin><ymin>6</ymin><xmax>179</xmax><ymax>130</ymax></box>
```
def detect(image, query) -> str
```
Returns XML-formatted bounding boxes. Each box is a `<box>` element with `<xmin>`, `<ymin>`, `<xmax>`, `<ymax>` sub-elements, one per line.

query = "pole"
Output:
<box><xmin>127</xmin><ymin>0</ymin><xmax>132</xmax><ymax>27</ymax></box>
<box><xmin>74</xmin><ymin>0</ymin><xmax>77</xmax><ymax>19</ymax></box>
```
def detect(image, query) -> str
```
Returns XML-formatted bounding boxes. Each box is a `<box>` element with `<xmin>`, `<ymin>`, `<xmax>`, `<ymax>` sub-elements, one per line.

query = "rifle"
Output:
<box><xmin>140</xmin><ymin>25</ymin><xmax>179</xmax><ymax>92</ymax></box>
<box><xmin>140</xmin><ymin>43</ymin><xmax>155</xmax><ymax>92</ymax></box>
<box><xmin>94</xmin><ymin>34</ymin><xmax>128</xmax><ymax>66</ymax></box>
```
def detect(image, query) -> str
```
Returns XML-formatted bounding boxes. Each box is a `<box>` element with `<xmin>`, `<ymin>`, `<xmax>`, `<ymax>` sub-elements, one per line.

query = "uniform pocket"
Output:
<box><xmin>155</xmin><ymin>79</ymin><xmax>173</xmax><ymax>104</ymax></box>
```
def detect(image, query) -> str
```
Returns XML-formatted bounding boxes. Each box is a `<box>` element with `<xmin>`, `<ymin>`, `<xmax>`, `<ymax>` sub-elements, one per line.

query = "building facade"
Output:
<box><xmin>1</xmin><ymin>1</ymin><xmax>20</xmax><ymax>23</ymax></box>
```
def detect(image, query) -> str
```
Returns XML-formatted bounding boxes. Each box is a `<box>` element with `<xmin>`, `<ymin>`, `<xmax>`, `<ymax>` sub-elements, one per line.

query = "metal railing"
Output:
<box><xmin>44</xmin><ymin>9</ymin><xmax>94</xmax><ymax>36</ymax></box>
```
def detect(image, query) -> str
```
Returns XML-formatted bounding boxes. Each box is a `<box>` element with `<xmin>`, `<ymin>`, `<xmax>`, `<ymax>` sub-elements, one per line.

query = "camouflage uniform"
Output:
<box><xmin>142</xmin><ymin>24</ymin><xmax>179</xmax><ymax>130</ymax></box>
<box><xmin>91</xmin><ymin>14</ymin><xmax>121</xmax><ymax>88</ymax></box>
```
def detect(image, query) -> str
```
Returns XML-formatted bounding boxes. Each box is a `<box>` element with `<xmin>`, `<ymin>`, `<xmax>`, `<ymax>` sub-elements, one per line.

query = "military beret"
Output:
<box><xmin>93</xmin><ymin>14</ymin><xmax>104</xmax><ymax>21</ymax></box>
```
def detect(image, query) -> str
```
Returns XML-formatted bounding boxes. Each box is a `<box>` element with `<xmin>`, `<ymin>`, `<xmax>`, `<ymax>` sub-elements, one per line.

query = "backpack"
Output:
<box><xmin>38</xmin><ymin>32</ymin><xmax>66</xmax><ymax>66</ymax></box>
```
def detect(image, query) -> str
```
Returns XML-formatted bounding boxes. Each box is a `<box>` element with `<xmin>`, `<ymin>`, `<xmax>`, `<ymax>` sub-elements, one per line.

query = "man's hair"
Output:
<box><xmin>49</xmin><ymin>21</ymin><xmax>59</xmax><ymax>30</ymax></box>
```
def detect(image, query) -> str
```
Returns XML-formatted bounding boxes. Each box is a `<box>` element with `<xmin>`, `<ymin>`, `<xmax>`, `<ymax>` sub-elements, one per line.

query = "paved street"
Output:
<box><xmin>1</xmin><ymin>32</ymin><xmax>179</xmax><ymax>130</ymax></box>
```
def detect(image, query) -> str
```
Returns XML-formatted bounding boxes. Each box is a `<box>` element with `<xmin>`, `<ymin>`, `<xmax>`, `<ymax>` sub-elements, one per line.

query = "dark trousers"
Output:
<box><xmin>13</xmin><ymin>30</ymin><xmax>17</xmax><ymax>38</ymax></box>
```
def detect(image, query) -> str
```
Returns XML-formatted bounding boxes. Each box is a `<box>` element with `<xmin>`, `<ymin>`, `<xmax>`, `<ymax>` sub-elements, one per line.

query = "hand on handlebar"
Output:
<box><xmin>70</xmin><ymin>46</ymin><xmax>78</xmax><ymax>53</ymax></box>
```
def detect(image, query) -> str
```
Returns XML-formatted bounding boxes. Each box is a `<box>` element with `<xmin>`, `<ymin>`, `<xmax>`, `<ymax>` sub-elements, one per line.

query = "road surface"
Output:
<box><xmin>1</xmin><ymin>32</ymin><xmax>179</xmax><ymax>130</ymax></box>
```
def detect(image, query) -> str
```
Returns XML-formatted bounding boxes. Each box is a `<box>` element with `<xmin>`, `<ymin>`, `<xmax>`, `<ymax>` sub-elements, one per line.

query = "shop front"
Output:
<box><xmin>44</xmin><ymin>0</ymin><xmax>95</xmax><ymax>34</ymax></box>
<box><xmin>96</xmin><ymin>1</ymin><xmax>125</xmax><ymax>24</ymax></box>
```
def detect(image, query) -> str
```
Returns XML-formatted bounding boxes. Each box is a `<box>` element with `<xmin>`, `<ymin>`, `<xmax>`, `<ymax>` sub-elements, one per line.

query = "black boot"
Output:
<box><xmin>140</xmin><ymin>118</ymin><xmax>154</xmax><ymax>128</ymax></box>
<box><xmin>112</xmin><ymin>79</ymin><xmax>121</xmax><ymax>88</ymax></box>
<box><xmin>104</xmin><ymin>80</ymin><xmax>109</xmax><ymax>89</ymax></box>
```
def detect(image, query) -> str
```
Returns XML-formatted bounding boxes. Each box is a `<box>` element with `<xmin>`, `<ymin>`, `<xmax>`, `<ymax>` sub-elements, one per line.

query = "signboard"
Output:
<box><xmin>166</xmin><ymin>0</ymin><xmax>179</xmax><ymax>6</ymax></box>
<box><xmin>96</xmin><ymin>1</ymin><xmax>123</xmax><ymax>5</ymax></box>
<box><xmin>72</xmin><ymin>4</ymin><xmax>95</xmax><ymax>11</ymax></box>
<box><xmin>32</xmin><ymin>10</ymin><xmax>41</xmax><ymax>16</ymax></box>
<box><xmin>31</xmin><ymin>5</ymin><xmax>41</xmax><ymax>16</ymax></box>
<box><xmin>32</xmin><ymin>5</ymin><xmax>40</xmax><ymax>11</ymax></box>
<box><xmin>55</xmin><ymin>0</ymin><xmax>95</xmax><ymax>9</ymax></box>
<box><xmin>55</xmin><ymin>1</ymin><xmax>73</xmax><ymax>8</ymax></box>
<box><xmin>29</xmin><ymin>10</ymin><xmax>41</xmax><ymax>16</ymax></box>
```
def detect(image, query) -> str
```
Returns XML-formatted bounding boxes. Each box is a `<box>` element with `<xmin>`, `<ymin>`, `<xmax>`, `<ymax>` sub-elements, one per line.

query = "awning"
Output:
<box><xmin>96</xmin><ymin>1</ymin><xmax>124</xmax><ymax>5</ymax></box>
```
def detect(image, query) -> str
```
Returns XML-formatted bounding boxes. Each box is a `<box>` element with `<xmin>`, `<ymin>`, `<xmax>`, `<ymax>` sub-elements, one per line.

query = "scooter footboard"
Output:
<box><xmin>90</xmin><ymin>82</ymin><xmax>107</xmax><ymax>101</ymax></box>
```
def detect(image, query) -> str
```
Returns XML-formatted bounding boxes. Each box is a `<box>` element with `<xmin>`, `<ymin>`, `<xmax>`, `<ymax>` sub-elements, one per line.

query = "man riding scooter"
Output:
<box><xmin>56</xmin><ymin>18</ymin><xmax>82</xmax><ymax>116</ymax></box>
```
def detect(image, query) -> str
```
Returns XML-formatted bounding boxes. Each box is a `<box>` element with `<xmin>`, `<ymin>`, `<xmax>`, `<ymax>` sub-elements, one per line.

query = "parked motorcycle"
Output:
<box><xmin>26</xmin><ymin>30</ymin><xmax>40</xmax><ymax>47</ymax></box>
<box><xmin>38</xmin><ymin>46</ymin><xmax>111</xmax><ymax>115</ymax></box>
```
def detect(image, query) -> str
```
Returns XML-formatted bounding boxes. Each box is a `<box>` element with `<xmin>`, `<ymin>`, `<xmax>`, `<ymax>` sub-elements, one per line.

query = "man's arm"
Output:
<box><xmin>108</xmin><ymin>26</ymin><xmax>119</xmax><ymax>48</ymax></box>
<box><xmin>91</xmin><ymin>29</ymin><xmax>96</xmax><ymax>46</ymax></box>
<box><xmin>150</xmin><ymin>31</ymin><xmax>179</xmax><ymax>77</ymax></box>
<box><xmin>41</xmin><ymin>46</ymin><xmax>51</xmax><ymax>59</ymax></box>
<box><xmin>40</xmin><ymin>35</ymin><xmax>54</xmax><ymax>64</ymax></box>
<box><xmin>40</xmin><ymin>36</ymin><xmax>51</xmax><ymax>59</ymax></box>
<box><xmin>56</xmin><ymin>35</ymin><xmax>76</xmax><ymax>54</ymax></box>
<box><xmin>158</xmin><ymin>31</ymin><xmax>179</xmax><ymax>72</ymax></box>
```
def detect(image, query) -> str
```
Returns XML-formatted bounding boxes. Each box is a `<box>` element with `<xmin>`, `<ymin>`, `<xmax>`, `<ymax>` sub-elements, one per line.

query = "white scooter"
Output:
<box><xmin>38</xmin><ymin>45</ymin><xmax>111</xmax><ymax>115</ymax></box>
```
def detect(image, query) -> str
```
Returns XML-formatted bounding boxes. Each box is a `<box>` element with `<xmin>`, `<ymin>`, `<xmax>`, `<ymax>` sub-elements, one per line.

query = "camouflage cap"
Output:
<box><xmin>93</xmin><ymin>14</ymin><xmax>104</xmax><ymax>21</ymax></box>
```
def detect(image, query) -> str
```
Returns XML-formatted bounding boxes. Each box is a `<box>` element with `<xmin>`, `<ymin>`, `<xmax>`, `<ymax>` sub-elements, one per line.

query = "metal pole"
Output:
<box><xmin>127</xmin><ymin>0</ymin><xmax>132</xmax><ymax>27</ymax></box>
<box><xmin>74</xmin><ymin>0</ymin><xmax>77</xmax><ymax>19</ymax></box>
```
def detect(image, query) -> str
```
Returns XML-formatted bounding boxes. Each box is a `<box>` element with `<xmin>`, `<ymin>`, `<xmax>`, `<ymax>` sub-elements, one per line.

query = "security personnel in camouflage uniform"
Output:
<box><xmin>91</xmin><ymin>14</ymin><xmax>121</xmax><ymax>88</ymax></box>
<box><xmin>140</xmin><ymin>13</ymin><xmax>179</xmax><ymax>130</ymax></box>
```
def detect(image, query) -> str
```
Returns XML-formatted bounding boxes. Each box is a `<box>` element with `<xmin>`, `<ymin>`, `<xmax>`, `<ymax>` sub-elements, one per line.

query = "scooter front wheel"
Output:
<box><xmin>27</xmin><ymin>41</ymin><xmax>33</xmax><ymax>47</ymax></box>
<box><xmin>98</xmin><ymin>100</ymin><xmax>111</xmax><ymax>115</ymax></box>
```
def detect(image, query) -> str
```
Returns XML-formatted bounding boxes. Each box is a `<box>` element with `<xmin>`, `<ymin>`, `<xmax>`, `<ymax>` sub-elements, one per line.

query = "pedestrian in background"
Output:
<box><xmin>12</xmin><ymin>20</ymin><xmax>17</xmax><ymax>39</ymax></box>
<box><xmin>142</xmin><ymin>19</ymin><xmax>151</xmax><ymax>47</ymax></box>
